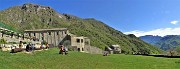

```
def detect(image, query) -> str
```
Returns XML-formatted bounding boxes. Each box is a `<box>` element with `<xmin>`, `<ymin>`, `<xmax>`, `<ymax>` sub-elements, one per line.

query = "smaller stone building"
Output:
<box><xmin>105</xmin><ymin>45</ymin><xmax>121</xmax><ymax>54</ymax></box>
<box><xmin>64</xmin><ymin>34</ymin><xmax>103</xmax><ymax>54</ymax></box>
<box><xmin>65</xmin><ymin>34</ymin><xmax>90</xmax><ymax>52</ymax></box>
<box><xmin>69</xmin><ymin>35</ymin><xmax>90</xmax><ymax>52</ymax></box>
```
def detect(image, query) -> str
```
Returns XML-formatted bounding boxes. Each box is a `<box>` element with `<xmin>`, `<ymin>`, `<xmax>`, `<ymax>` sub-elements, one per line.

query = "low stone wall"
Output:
<box><xmin>0</xmin><ymin>44</ymin><xmax>26</xmax><ymax>48</ymax></box>
<box><xmin>0</xmin><ymin>44</ymin><xmax>42</xmax><ymax>51</ymax></box>
<box><xmin>1</xmin><ymin>47</ymin><xmax>11</xmax><ymax>51</ymax></box>
<box><xmin>84</xmin><ymin>45</ymin><xmax>103</xmax><ymax>54</ymax></box>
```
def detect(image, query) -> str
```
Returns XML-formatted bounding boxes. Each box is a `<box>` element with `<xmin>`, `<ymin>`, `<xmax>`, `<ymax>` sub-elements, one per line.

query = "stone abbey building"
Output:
<box><xmin>0</xmin><ymin>27</ymin><xmax>103</xmax><ymax>54</ymax></box>
<box><xmin>24</xmin><ymin>28</ymin><xmax>68</xmax><ymax>46</ymax></box>
<box><xmin>23</xmin><ymin>28</ymin><xmax>92</xmax><ymax>52</ymax></box>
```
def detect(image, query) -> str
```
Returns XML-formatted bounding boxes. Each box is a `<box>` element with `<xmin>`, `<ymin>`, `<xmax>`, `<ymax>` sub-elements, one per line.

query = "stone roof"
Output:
<box><xmin>111</xmin><ymin>45</ymin><xmax>120</xmax><ymax>48</ymax></box>
<box><xmin>24</xmin><ymin>28</ymin><xmax>67</xmax><ymax>32</ymax></box>
<box><xmin>106</xmin><ymin>46</ymin><xmax>113</xmax><ymax>51</ymax></box>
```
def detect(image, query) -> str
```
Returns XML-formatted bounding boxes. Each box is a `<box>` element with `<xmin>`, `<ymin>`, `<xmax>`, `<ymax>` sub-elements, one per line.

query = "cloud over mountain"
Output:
<box><xmin>125</xmin><ymin>27</ymin><xmax>180</xmax><ymax>37</ymax></box>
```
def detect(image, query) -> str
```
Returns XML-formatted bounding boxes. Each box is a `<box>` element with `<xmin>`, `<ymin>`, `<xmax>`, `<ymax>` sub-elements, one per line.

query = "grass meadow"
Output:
<box><xmin>0</xmin><ymin>48</ymin><xmax>180</xmax><ymax>69</ymax></box>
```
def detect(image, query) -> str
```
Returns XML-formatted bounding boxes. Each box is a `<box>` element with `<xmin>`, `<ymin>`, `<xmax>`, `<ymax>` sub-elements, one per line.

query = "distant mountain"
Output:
<box><xmin>139</xmin><ymin>35</ymin><xmax>162</xmax><ymax>45</ymax></box>
<box><xmin>140</xmin><ymin>35</ymin><xmax>180</xmax><ymax>51</ymax></box>
<box><xmin>0</xmin><ymin>3</ymin><xmax>161</xmax><ymax>54</ymax></box>
<box><xmin>156</xmin><ymin>35</ymin><xmax>180</xmax><ymax>50</ymax></box>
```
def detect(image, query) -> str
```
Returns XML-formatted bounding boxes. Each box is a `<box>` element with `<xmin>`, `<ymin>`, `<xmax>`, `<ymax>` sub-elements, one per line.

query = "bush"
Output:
<box><xmin>0</xmin><ymin>38</ymin><xmax>7</xmax><ymax>44</ymax></box>
<box><xmin>23</xmin><ymin>42</ymin><xmax>27</xmax><ymax>44</ymax></box>
<box><xmin>8</xmin><ymin>42</ymin><xmax>17</xmax><ymax>44</ymax></box>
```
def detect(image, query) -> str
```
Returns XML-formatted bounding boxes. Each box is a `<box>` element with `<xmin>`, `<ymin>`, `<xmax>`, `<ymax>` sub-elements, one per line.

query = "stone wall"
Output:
<box><xmin>84</xmin><ymin>45</ymin><xmax>103</xmax><ymax>54</ymax></box>
<box><xmin>0</xmin><ymin>34</ymin><xmax>32</xmax><ymax>43</ymax></box>
<box><xmin>0</xmin><ymin>44</ymin><xmax>42</xmax><ymax>51</ymax></box>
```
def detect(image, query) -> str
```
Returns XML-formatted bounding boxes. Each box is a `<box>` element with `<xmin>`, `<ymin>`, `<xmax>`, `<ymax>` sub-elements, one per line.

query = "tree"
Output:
<box><xmin>0</xmin><ymin>38</ymin><xmax>7</xmax><ymax>44</ymax></box>
<box><xmin>1</xmin><ymin>31</ymin><xmax>5</xmax><ymax>37</ymax></box>
<box><xmin>169</xmin><ymin>48</ymin><xmax>177</xmax><ymax>56</ymax></box>
<box><xmin>175</xmin><ymin>46</ymin><xmax>180</xmax><ymax>55</ymax></box>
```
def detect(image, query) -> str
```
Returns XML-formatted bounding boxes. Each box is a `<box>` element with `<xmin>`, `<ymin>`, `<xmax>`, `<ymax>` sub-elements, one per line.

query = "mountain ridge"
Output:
<box><xmin>140</xmin><ymin>35</ymin><xmax>163</xmax><ymax>45</ymax></box>
<box><xmin>140</xmin><ymin>35</ymin><xmax>180</xmax><ymax>51</ymax></box>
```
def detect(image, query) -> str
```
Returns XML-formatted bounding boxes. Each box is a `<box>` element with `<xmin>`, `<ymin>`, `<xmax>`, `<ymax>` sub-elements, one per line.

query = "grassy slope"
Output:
<box><xmin>68</xmin><ymin>18</ymin><xmax>161</xmax><ymax>54</ymax></box>
<box><xmin>0</xmin><ymin>22</ymin><xmax>17</xmax><ymax>32</ymax></box>
<box><xmin>0</xmin><ymin>48</ymin><xmax>179</xmax><ymax>69</ymax></box>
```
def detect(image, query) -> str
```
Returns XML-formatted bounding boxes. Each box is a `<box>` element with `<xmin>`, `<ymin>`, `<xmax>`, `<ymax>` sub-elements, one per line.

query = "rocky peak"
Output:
<box><xmin>21</xmin><ymin>3</ymin><xmax>52</xmax><ymax>12</ymax></box>
<box><xmin>19</xmin><ymin>3</ymin><xmax>65</xmax><ymax>20</ymax></box>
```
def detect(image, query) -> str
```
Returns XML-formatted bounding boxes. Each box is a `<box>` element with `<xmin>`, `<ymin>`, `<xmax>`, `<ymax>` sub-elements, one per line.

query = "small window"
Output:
<box><xmin>49</xmin><ymin>32</ymin><xmax>51</xmax><ymax>35</ymax></box>
<box><xmin>81</xmin><ymin>39</ymin><xmax>83</xmax><ymax>43</ymax></box>
<box><xmin>57</xmin><ymin>32</ymin><xmax>59</xmax><ymax>35</ymax></box>
<box><xmin>42</xmin><ymin>37</ymin><xmax>44</xmax><ymax>40</ymax></box>
<box><xmin>78</xmin><ymin>48</ymin><xmax>80</xmax><ymax>51</ymax></box>
<box><xmin>34</xmin><ymin>33</ymin><xmax>36</xmax><ymax>36</ymax></box>
<box><xmin>65</xmin><ymin>31</ymin><xmax>67</xmax><ymax>34</ymax></box>
<box><xmin>28</xmin><ymin>33</ymin><xmax>31</xmax><ymax>36</ymax></box>
<box><xmin>76</xmin><ymin>39</ymin><xmax>80</xmax><ymax>43</ymax></box>
<box><xmin>82</xmin><ymin>48</ymin><xmax>84</xmax><ymax>51</ymax></box>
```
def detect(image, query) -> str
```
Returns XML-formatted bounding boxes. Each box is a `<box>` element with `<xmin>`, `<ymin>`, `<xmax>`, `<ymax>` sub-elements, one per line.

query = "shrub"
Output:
<box><xmin>0</xmin><ymin>38</ymin><xmax>7</xmax><ymax>44</ymax></box>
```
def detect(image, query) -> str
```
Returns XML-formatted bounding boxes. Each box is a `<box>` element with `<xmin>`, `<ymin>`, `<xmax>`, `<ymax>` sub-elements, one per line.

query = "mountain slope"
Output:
<box><xmin>140</xmin><ymin>35</ymin><xmax>180</xmax><ymax>51</ymax></box>
<box><xmin>139</xmin><ymin>35</ymin><xmax>163</xmax><ymax>46</ymax></box>
<box><xmin>156</xmin><ymin>35</ymin><xmax>180</xmax><ymax>50</ymax></box>
<box><xmin>0</xmin><ymin>3</ymin><xmax>69</xmax><ymax>32</ymax></box>
<box><xmin>0</xmin><ymin>3</ymin><xmax>161</xmax><ymax>54</ymax></box>
<box><xmin>0</xmin><ymin>22</ymin><xmax>19</xmax><ymax>33</ymax></box>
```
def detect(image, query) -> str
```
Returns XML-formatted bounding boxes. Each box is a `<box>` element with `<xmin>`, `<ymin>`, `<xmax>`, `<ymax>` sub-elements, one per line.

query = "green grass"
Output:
<box><xmin>0</xmin><ymin>48</ymin><xmax>180</xmax><ymax>69</ymax></box>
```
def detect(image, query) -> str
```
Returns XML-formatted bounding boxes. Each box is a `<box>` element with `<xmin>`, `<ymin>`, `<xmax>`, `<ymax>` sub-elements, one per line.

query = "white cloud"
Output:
<box><xmin>170</xmin><ymin>20</ymin><xmax>178</xmax><ymax>25</ymax></box>
<box><xmin>124</xmin><ymin>27</ymin><xmax>180</xmax><ymax>37</ymax></box>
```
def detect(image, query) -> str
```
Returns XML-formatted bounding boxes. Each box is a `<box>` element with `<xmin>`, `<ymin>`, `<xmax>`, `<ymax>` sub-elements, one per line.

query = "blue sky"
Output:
<box><xmin>1</xmin><ymin>0</ymin><xmax>180</xmax><ymax>37</ymax></box>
